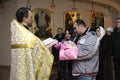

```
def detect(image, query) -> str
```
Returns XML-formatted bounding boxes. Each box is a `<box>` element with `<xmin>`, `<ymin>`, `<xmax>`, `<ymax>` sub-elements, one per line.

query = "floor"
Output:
<box><xmin>0</xmin><ymin>61</ymin><xmax>115</xmax><ymax>80</ymax></box>
<box><xmin>0</xmin><ymin>66</ymin><xmax>10</xmax><ymax>80</ymax></box>
<box><xmin>0</xmin><ymin>65</ymin><xmax>58</xmax><ymax>80</ymax></box>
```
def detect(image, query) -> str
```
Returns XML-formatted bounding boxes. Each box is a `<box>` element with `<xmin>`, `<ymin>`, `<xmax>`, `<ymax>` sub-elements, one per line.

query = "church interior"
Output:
<box><xmin>0</xmin><ymin>0</ymin><xmax>120</xmax><ymax>80</ymax></box>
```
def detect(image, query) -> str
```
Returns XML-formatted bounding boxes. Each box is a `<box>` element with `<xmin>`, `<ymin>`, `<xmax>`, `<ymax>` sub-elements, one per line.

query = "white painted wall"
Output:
<box><xmin>0</xmin><ymin>0</ymin><xmax>18</xmax><ymax>65</ymax></box>
<box><xmin>0</xmin><ymin>0</ymin><xmax>119</xmax><ymax>66</ymax></box>
<box><xmin>18</xmin><ymin>0</ymin><xmax>116</xmax><ymax>34</ymax></box>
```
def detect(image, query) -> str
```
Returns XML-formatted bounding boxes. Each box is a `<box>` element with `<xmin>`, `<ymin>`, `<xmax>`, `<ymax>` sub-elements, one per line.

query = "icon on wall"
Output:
<box><xmin>64</xmin><ymin>10</ymin><xmax>80</xmax><ymax>32</ymax></box>
<box><xmin>32</xmin><ymin>8</ymin><xmax>53</xmax><ymax>39</ymax></box>
<box><xmin>90</xmin><ymin>12</ymin><xmax>104</xmax><ymax>27</ymax></box>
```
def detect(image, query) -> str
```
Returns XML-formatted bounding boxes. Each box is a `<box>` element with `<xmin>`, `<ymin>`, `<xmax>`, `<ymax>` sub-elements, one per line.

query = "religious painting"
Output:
<box><xmin>32</xmin><ymin>8</ymin><xmax>53</xmax><ymax>39</ymax></box>
<box><xmin>90</xmin><ymin>11</ymin><xmax>104</xmax><ymax>27</ymax></box>
<box><xmin>64</xmin><ymin>10</ymin><xmax>80</xmax><ymax>32</ymax></box>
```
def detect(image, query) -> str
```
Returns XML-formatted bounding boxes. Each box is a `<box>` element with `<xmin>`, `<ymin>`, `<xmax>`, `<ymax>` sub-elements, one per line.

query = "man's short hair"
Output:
<box><xmin>16</xmin><ymin>7</ymin><xmax>31</xmax><ymax>23</ymax></box>
<box><xmin>57</xmin><ymin>27</ymin><xmax>63</xmax><ymax>30</ymax></box>
<box><xmin>75</xmin><ymin>19</ymin><xmax>87</xmax><ymax>27</ymax></box>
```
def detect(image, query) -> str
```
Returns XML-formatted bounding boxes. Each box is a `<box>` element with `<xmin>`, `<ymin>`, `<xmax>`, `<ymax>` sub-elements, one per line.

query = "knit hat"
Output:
<box><xmin>106</xmin><ymin>27</ymin><xmax>113</xmax><ymax>32</ymax></box>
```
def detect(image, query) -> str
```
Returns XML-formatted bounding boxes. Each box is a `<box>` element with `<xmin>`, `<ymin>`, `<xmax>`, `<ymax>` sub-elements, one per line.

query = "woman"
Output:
<box><xmin>97</xmin><ymin>27</ymin><xmax>113</xmax><ymax>80</ymax></box>
<box><xmin>55</xmin><ymin>29</ymin><xmax>74</xmax><ymax>80</ymax></box>
<box><xmin>64</xmin><ymin>29</ymin><xmax>74</xmax><ymax>80</ymax></box>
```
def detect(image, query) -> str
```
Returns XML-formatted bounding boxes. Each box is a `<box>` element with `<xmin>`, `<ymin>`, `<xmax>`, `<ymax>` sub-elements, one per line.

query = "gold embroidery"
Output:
<box><xmin>10</xmin><ymin>19</ymin><xmax>54</xmax><ymax>80</ymax></box>
<box><xmin>11</xmin><ymin>37</ymin><xmax>36</xmax><ymax>48</ymax></box>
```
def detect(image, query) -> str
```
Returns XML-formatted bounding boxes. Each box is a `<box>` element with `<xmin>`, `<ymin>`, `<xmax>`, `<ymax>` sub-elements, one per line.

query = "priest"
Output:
<box><xmin>10</xmin><ymin>7</ymin><xmax>54</xmax><ymax>80</ymax></box>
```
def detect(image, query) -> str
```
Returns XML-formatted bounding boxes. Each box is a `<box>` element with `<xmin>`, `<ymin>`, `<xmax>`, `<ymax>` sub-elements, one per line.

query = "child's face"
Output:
<box><xmin>65</xmin><ymin>30</ymin><xmax>71</xmax><ymax>39</ymax></box>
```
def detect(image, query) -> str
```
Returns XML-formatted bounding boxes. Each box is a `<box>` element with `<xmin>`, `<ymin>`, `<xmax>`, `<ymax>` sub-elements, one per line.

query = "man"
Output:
<box><xmin>111</xmin><ymin>17</ymin><xmax>120</xmax><ymax>80</ymax></box>
<box><xmin>15</xmin><ymin>7</ymin><xmax>33</xmax><ymax>30</ymax></box>
<box><xmin>54</xmin><ymin>28</ymin><xmax>65</xmax><ymax>42</ymax></box>
<box><xmin>52</xmin><ymin>27</ymin><xmax>65</xmax><ymax>80</ymax></box>
<box><xmin>72</xmin><ymin>19</ymin><xmax>99</xmax><ymax>80</ymax></box>
<box><xmin>52</xmin><ymin>27</ymin><xmax>65</xmax><ymax>62</ymax></box>
<box><xmin>10</xmin><ymin>7</ymin><xmax>54</xmax><ymax>80</ymax></box>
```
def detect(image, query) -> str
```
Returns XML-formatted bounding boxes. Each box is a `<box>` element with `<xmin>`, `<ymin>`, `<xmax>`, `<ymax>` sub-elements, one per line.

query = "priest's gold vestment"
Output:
<box><xmin>10</xmin><ymin>19</ymin><xmax>54</xmax><ymax>80</ymax></box>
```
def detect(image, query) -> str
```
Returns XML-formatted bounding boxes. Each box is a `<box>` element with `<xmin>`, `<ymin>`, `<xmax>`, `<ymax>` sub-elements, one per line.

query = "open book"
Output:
<box><xmin>42</xmin><ymin>38</ymin><xmax>58</xmax><ymax>46</ymax></box>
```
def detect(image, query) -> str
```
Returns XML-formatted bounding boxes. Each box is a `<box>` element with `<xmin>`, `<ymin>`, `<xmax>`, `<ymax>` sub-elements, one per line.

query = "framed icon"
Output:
<box><xmin>64</xmin><ymin>10</ymin><xmax>80</xmax><ymax>32</ymax></box>
<box><xmin>32</xmin><ymin>8</ymin><xmax>53</xmax><ymax>39</ymax></box>
<box><xmin>90</xmin><ymin>11</ymin><xmax>104</xmax><ymax>27</ymax></box>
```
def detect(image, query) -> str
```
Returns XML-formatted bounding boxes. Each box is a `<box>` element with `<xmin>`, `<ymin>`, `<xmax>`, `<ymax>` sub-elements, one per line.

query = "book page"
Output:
<box><xmin>42</xmin><ymin>38</ymin><xmax>58</xmax><ymax>46</ymax></box>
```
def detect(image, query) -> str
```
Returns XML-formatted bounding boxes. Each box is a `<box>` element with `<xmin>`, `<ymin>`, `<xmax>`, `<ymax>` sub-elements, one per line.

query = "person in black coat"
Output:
<box><xmin>96</xmin><ymin>27</ymin><xmax>113</xmax><ymax>80</ymax></box>
<box><xmin>52</xmin><ymin>27</ymin><xmax>65</xmax><ymax>62</ymax></box>
<box><xmin>52</xmin><ymin>28</ymin><xmax>65</xmax><ymax>80</ymax></box>
<box><xmin>111</xmin><ymin>17</ymin><xmax>120</xmax><ymax>80</ymax></box>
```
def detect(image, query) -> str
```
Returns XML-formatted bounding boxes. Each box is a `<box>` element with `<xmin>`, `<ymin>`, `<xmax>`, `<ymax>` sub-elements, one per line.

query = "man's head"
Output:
<box><xmin>57</xmin><ymin>28</ymin><xmax>63</xmax><ymax>35</ymax></box>
<box><xmin>73</xmin><ymin>19</ymin><xmax>87</xmax><ymax>35</ymax></box>
<box><xmin>115</xmin><ymin>17</ymin><xmax>120</xmax><ymax>29</ymax></box>
<box><xmin>16</xmin><ymin>7</ymin><xmax>33</xmax><ymax>26</ymax></box>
